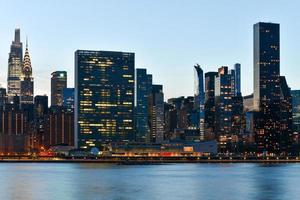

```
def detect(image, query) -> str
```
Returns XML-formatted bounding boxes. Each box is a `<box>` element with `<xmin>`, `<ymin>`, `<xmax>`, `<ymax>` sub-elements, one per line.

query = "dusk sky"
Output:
<box><xmin>1</xmin><ymin>0</ymin><xmax>300</xmax><ymax>100</ymax></box>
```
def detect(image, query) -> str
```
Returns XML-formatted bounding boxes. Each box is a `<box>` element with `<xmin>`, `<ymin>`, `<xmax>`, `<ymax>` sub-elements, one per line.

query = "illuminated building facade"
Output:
<box><xmin>135</xmin><ymin>68</ymin><xmax>152</xmax><ymax>142</ymax></box>
<box><xmin>194</xmin><ymin>64</ymin><xmax>205</xmax><ymax>141</ymax></box>
<box><xmin>7</xmin><ymin>29</ymin><xmax>23</xmax><ymax>102</ymax></box>
<box><xmin>51</xmin><ymin>71</ymin><xmax>67</xmax><ymax>107</ymax></box>
<box><xmin>149</xmin><ymin>85</ymin><xmax>164</xmax><ymax>143</ymax></box>
<box><xmin>20</xmin><ymin>41</ymin><xmax>34</xmax><ymax>104</ymax></box>
<box><xmin>214</xmin><ymin>66</ymin><xmax>234</xmax><ymax>136</ymax></box>
<box><xmin>75</xmin><ymin>50</ymin><xmax>135</xmax><ymax>148</ymax></box>
<box><xmin>253</xmin><ymin>22</ymin><xmax>283</xmax><ymax>153</ymax></box>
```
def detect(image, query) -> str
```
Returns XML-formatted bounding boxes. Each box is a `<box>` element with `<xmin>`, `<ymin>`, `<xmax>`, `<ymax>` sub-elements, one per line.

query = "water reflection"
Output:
<box><xmin>0</xmin><ymin>163</ymin><xmax>299</xmax><ymax>200</ymax></box>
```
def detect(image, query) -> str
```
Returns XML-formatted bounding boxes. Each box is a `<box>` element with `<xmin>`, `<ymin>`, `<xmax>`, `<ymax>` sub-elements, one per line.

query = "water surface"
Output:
<box><xmin>0</xmin><ymin>163</ymin><xmax>299</xmax><ymax>200</ymax></box>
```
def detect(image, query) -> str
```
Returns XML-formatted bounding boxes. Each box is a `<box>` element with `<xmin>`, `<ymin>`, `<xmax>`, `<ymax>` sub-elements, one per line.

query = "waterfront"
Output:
<box><xmin>0</xmin><ymin>163</ymin><xmax>299</xmax><ymax>200</ymax></box>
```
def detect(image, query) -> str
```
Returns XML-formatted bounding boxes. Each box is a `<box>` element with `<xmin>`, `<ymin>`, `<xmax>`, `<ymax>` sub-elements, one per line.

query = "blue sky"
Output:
<box><xmin>0</xmin><ymin>0</ymin><xmax>300</xmax><ymax>99</ymax></box>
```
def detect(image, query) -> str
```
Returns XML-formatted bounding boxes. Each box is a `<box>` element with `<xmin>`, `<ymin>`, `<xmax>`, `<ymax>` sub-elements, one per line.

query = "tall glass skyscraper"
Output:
<box><xmin>75</xmin><ymin>50</ymin><xmax>135</xmax><ymax>148</ymax></box>
<box><xmin>135</xmin><ymin>68</ymin><xmax>152</xmax><ymax>142</ymax></box>
<box><xmin>194</xmin><ymin>64</ymin><xmax>205</xmax><ymax>141</ymax></box>
<box><xmin>253</xmin><ymin>22</ymin><xmax>291</xmax><ymax>154</ymax></box>
<box><xmin>7</xmin><ymin>29</ymin><xmax>23</xmax><ymax>101</ymax></box>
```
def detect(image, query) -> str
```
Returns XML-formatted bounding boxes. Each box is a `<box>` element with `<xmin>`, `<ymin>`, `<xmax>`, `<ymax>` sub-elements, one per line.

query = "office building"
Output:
<box><xmin>75</xmin><ymin>50</ymin><xmax>135</xmax><ymax>148</ymax></box>
<box><xmin>234</xmin><ymin>63</ymin><xmax>241</xmax><ymax>95</ymax></box>
<box><xmin>63</xmin><ymin>88</ymin><xmax>75</xmax><ymax>112</ymax></box>
<box><xmin>135</xmin><ymin>68</ymin><xmax>152</xmax><ymax>142</ymax></box>
<box><xmin>149</xmin><ymin>85</ymin><xmax>164</xmax><ymax>143</ymax></box>
<box><xmin>51</xmin><ymin>71</ymin><xmax>67</xmax><ymax>106</ymax></box>
<box><xmin>7</xmin><ymin>29</ymin><xmax>23</xmax><ymax>101</ymax></box>
<box><xmin>291</xmin><ymin>90</ymin><xmax>300</xmax><ymax>133</ymax></box>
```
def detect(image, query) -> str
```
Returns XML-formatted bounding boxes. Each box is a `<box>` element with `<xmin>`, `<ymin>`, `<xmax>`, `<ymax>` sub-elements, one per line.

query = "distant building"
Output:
<box><xmin>149</xmin><ymin>85</ymin><xmax>164</xmax><ymax>143</ymax></box>
<box><xmin>194</xmin><ymin>64</ymin><xmax>205</xmax><ymax>141</ymax></box>
<box><xmin>214</xmin><ymin>66</ymin><xmax>234</xmax><ymax>136</ymax></box>
<box><xmin>51</xmin><ymin>71</ymin><xmax>67</xmax><ymax>107</ymax></box>
<box><xmin>234</xmin><ymin>63</ymin><xmax>241</xmax><ymax>95</ymax></box>
<box><xmin>243</xmin><ymin>94</ymin><xmax>254</xmax><ymax>112</ymax></box>
<box><xmin>204</xmin><ymin>72</ymin><xmax>218</xmax><ymax>139</ymax></box>
<box><xmin>75</xmin><ymin>50</ymin><xmax>135</xmax><ymax>148</ymax></box>
<box><xmin>49</xmin><ymin>107</ymin><xmax>74</xmax><ymax>146</ymax></box>
<box><xmin>0</xmin><ymin>88</ymin><xmax>7</xmax><ymax>109</ymax></box>
<box><xmin>135</xmin><ymin>68</ymin><xmax>152</xmax><ymax>142</ymax></box>
<box><xmin>291</xmin><ymin>90</ymin><xmax>300</xmax><ymax>133</ymax></box>
<box><xmin>7</xmin><ymin>29</ymin><xmax>23</xmax><ymax>102</ymax></box>
<box><xmin>63</xmin><ymin>88</ymin><xmax>74</xmax><ymax>112</ymax></box>
<box><xmin>20</xmin><ymin>41</ymin><xmax>34</xmax><ymax>105</ymax></box>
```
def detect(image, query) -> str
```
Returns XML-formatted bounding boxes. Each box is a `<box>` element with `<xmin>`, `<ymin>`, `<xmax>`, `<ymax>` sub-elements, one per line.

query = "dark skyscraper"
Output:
<box><xmin>204</xmin><ymin>72</ymin><xmax>218</xmax><ymax>139</ymax></box>
<box><xmin>0</xmin><ymin>88</ymin><xmax>7</xmax><ymax>109</ymax></box>
<box><xmin>291</xmin><ymin>90</ymin><xmax>300</xmax><ymax>133</ymax></box>
<box><xmin>7</xmin><ymin>29</ymin><xmax>23</xmax><ymax>101</ymax></box>
<box><xmin>75</xmin><ymin>50</ymin><xmax>135</xmax><ymax>148</ymax></box>
<box><xmin>194</xmin><ymin>64</ymin><xmax>205</xmax><ymax>141</ymax></box>
<box><xmin>51</xmin><ymin>71</ymin><xmax>67</xmax><ymax>107</ymax></box>
<box><xmin>135</xmin><ymin>68</ymin><xmax>152</xmax><ymax>142</ymax></box>
<box><xmin>20</xmin><ymin>40</ymin><xmax>34</xmax><ymax>104</ymax></box>
<box><xmin>253</xmin><ymin>22</ymin><xmax>291</xmax><ymax>154</ymax></box>
<box><xmin>63</xmin><ymin>88</ymin><xmax>75</xmax><ymax>113</ymax></box>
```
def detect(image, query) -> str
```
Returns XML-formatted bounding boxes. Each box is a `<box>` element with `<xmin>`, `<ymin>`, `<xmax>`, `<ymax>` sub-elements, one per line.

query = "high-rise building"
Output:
<box><xmin>149</xmin><ymin>85</ymin><xmax>164</xmax><ymax>143</ymax></box>
<box><xmin>135</xmin><ymin>68</ymin><xmax>152</xmax><ymax>142</ymax></box>
<box><xmin>51</xmin><ymin>71</ymin><xmax>67</xmax><ymax>107</ymax></box>
<box><xmin>214</xmin><ymin>66</ymin><xmax>234</xmax><ymax>136</ymax></box>
<box><xmin>63</xmin><ymin>88</ymin><xmax>75</xmax><ymax>112</ymax></box>
<box><xmin>234</xmin><ymin>63</ymin><xmax>241</xmax><ymax>95</ymax></box>
<box><xmin>253</xmin><ymin>22</ymin><xmax>281</xmax><ymax>153</ymax></box>
<box><xmin>291</xmin><ymin>90</ymin><xmax>300</xmax><ymax>133</ymax></box>
<box><xmin>194</xmin><ymin>64</ymin><xmax>205</xmax><ymax>141</ymax></box>
<box><xmin>204</xmin><ymin>72</ymin><xmax>218</xmax><ymax>139</ymax></box>
<box><xmin>7</xmin><ymin>29</ymin><xmax>23</xmax><ymax>101</ymax></box>
<box><xmin>34</xmin><ymin>95</ymin><xmax>49</xmax><ymax>119</ymax></box>
<box><xmin>279</xmin><ymin>76</ymin><xmax>293</xmax><ymax>151</ymax></box>
<box><xmin>75</xmin><ymin>50</ymin><xmax>135</xmax><ymax>148</ymax></box>
<box><xmin>20</xmin><ymin>40</ymin><xmax>34</xmax><ymax>104</ymax></box>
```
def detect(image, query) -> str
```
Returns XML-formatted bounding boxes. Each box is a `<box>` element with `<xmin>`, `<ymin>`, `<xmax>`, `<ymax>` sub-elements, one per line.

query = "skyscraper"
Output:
<box><xmin>253</xmin><ymin>22</ymin><xmax>291</xmax><ymax>154</ymax></box>
<box><xmin>20</xmin><ymin>40</ymin><xmax>34</xmax><ymax>104</ymax></box>
<box><xmin>291</xmin><ymin>90</ymin><xmax>300</xmax><ymax>133</ymax></box>
<box><xmin>214</xmin><ymin>66</ymin><xmax>234</xmax><ymax>136</ymax></box>
<box><xmin>194</xmin><ymin>64</ymin><xmax>205</xmax><ymax>141</ymax></box>
<box><xmin>204</xmin><ymin>71</ymin><xmax>218</xmax><ymax>139</ymax></box>
<box><xmin>75</xmin><ymin>50</ymin><xmax>135</xmax><ymax>148</ymax></box>
<box><xmin>63</xmin><ymin>88</ymin><xmax>75</xmax><ymax>113</ymax></box>
<box><xmin>7</xmin><ymin>29</ymin><xmax>23</xmax><ymax>101</ymax></box>
<box><xmin>234</xmin><ymin>63</ymin><xmax>241</xmax><ymax>95</ymax></box>
<box><xmin>135</xmin><ymin>68</ymin><xmax>152</xmax><ymax>142</ymax></box>
<box><xmin>0</xmin><ymin>88</ymin><xmax>7</xmax><ymax>110</ymax></box>
<box><xmin>51</xmin><ymin>71</ymin><xmax>67</xmax><ymax>107</ymax></box>
<box><xmin>149</xmin><ymin>85</ymin><xmax>164</xmax><ymax>143</ymax></box>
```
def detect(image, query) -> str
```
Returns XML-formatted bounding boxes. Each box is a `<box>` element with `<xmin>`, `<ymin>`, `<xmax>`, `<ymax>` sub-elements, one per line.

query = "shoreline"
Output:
<box><xmin>0</xmin><ymin>159</ymin><xmax>300</xmax><ymax>164</ymax></box>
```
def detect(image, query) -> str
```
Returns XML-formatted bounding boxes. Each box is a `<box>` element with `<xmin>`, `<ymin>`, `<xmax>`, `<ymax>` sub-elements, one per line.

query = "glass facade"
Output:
<box><xmin>75</xmin><ymin>50</ymin><xmax>135</xmax><ymax>148</ymax></box>
<box><xmin>135</xmin><ymin>69</ymin><xmax>152</xmax><ymax>142</ymax></box>
<box><xmin>291</xmin><ymin>90</ymin><xmax>300</xmax><ymax>133</ymax></box>
<box><xmin>194</xmin><ymin>64</ymin><xmax>205</xmax><ymax>141</ymax></box>
<box><xmin>253</xmin><ymin>22</ymin><xmax>282</xmax><ymax>153</ymax></box>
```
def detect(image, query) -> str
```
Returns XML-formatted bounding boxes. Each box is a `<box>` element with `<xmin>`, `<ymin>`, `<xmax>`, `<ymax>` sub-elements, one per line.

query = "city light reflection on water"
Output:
<box><xmin>0</xmin><ymin>163</ymin><xmax>299</xmax><ymax>200</ymax></box>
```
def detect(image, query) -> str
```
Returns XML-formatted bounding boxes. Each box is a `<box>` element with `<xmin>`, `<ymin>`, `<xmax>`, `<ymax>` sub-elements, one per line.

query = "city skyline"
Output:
<box><xmin>1</xmin><ymin>1</ymin><xmax>300</xmax><ymax>101</ymax></box>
